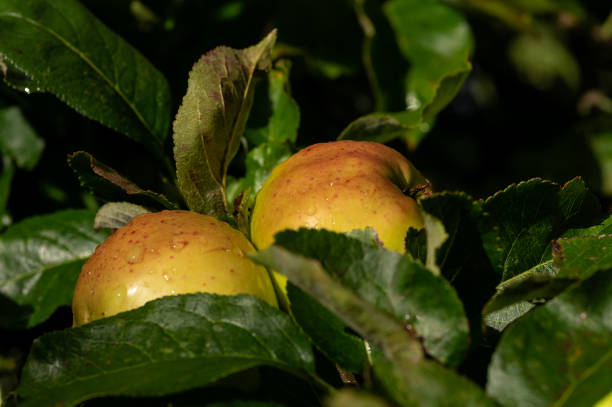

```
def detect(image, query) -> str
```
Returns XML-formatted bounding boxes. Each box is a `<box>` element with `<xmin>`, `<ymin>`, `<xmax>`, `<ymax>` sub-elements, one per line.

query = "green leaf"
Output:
<box><xmin>253</xmin><ymin>244</ymin><xmax>493</xmax><ymax>406</ymax></box>
<box><xmin>372</xmin><ymin>351</ymin><xmax>495</xmax><ymax>407</ymax></box>
<box><xmin>0</xmin><ymin>155</ymin><xmax>14</xmax><ymax>226</ymax></box>
<box><xmin>386</xmin><ymin>0</ymin><xmax>474</xmax><ymax>111</ymax></box>
<box><xmin>68</xmin><ymin>151</ymin><xmax>178</xmax><ymax>210</ymax></box>
<box><xmin>0</xmin><ymin>106</ymin><xmax>44</xmax><ymax>170</ymax></box>
<box><xmin>479</xmin><ymin>178</ymin><xmax>601</xmax><ymax>282</ymax></box>
<box><xmin>287</xmin><ymin>283</ymin><xmax>367</xmax><ymax>373</ymax></box>
<box><xmin>483</xmin><ymin>227</ymin><xmax>612</xmax><ymax>331</ymax></box>
<box><xmin>173</xmin><ymin>30</ymin><xmax>276</xmax><ymax>218</ymax></box>
<box><xmin>487</xmin><ymin>269</ymin><xmax>612</xmax><ymax>406</ymax></box>
<box><xmin>590</xmin><ymin>131</ymin><xmax>612</xmax><ymax>196</ymax></box>
<box><xmin>0</xmin><ymin>210</ymin><xmax>109</xmax><ymax>329</ymax></box>
<box><xmin>16</xmin><ymin>293</ymin><xmax>316</xmax><ymax>407</ymax></box>
<box><xmin>325</xmin><ymin>388</ymin><xmax>391</xmax><ymax>407</ymax></box>
<box><xmin>506</xmin><ymin>0</ymin><xmax>586</xmax><ymax>19</ymax></box>
<box><xmin>93</xmin><ymin>202</ymin><xmax>151</xmax><ymax>230</ymax></box>
<box><xmin>0</xmin><ymin>0</ymin><xmax>171</xmax><ymax>156</ymax></box>
<box><xmin>343</xmin><ymin>0</ymin><xmax>472</xmax><ymax>145</ymax></box>
<box><xmin>554</xmin><ymin>234</ymin><xmax>612</xmax><ymax>279</ymax></box>
<box><xmin>227</xmin><ymin>60</ymin><xmax>300</xmax><ymax>208</ymax></box>
<box><xmin>509</xmin><ymin>28</ymin><xmax>581</xmax><ymax>90</ymax></box>
<box><xmin>274</xmin><ymin>1</ymin><xmax>363</xmax><ymax>79</ymax></box>
<box><xmin>338</xmin><ymin>112</ymin><xmax>420</xmax><ymax>144</ymax></box>
<box><xmin>251</xmin><ymin>244</ymin><xmax>424</xmax><ymax>365</ymax></box>
<box><xmin>264</xmin><ymin>229</ymin><xmax>470</xmax><ymax>367</ymax></box>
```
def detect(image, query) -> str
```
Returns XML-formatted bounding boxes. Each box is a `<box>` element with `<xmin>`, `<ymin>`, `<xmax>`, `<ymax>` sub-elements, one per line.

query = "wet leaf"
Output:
<box><xmin>68</xmin><ymin>151</ymin><xmax>178</xmax><ymax>210</ymax></box>
<box><xmin>257</xmin><ymin>229</ymin><xmax>470</xmax><ymax>367</ymax></box>
<box><xmin>17</xmin><ymin>293</ymin><xmax>315</xmax><ymax>407</ymax></box>
<box><xmin>173</xmin><ymin>30</ymin><xmax>276</xmax><ymax>218</ymax></box>
<box><xmin>0</xmin><ymin>210</ymin><xmax>109</xmax><ymax>329</ymax></box>
<box><xmin>0</xmin><ymin>0</ymin><xmax>171</xmax><ymax>156</ymax></box>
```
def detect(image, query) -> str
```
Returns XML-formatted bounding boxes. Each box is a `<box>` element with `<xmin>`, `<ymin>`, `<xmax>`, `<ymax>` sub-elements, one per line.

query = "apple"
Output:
<box><xmin>72</xmin><ymin>210</ymin><xmax>278</xmax><ymax>326</ymax></box>
<box><xmin>250</xmin><ymin>140</ymin><xmax>428</xmax><ymax>293</ymax></box>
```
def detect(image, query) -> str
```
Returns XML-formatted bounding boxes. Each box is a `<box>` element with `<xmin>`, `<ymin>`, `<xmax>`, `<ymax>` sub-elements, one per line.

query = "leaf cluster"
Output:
<box><xmin>1</xmin><ymin>0</ymin><xmax>611</xmax><ymax>406</ymax></box>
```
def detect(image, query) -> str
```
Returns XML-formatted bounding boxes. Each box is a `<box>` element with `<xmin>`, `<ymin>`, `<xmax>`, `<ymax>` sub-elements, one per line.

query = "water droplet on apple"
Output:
<box><xmin>162</xmin><ymin>273</ymin><xmax>170</xmax><ymax>281</ymax></box>
<box><xmin>125</xmin><ymin>245</ymin><xmax>144</xmax><ymax>264</ymax></box>
<box><xmin>305</xmin><ymin>206</ymin><xmax>317</xmax><ymax>216</ymax></box>
<box><xmin>170</xmin><ymin>236</ymin><xmax>188</xmax><ymax>251</ymax></box>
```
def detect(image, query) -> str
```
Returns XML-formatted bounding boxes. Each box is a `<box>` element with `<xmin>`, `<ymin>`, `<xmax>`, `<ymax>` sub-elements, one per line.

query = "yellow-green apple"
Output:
<box><xmin>72</xmin><ymin>210</ymin><xmax>278</xmax><ymax>326</ymax></box>
<box><xmin>250</xmin><ymin>140</ymin><xmax>428</xmax><ymax>293</ymax></box>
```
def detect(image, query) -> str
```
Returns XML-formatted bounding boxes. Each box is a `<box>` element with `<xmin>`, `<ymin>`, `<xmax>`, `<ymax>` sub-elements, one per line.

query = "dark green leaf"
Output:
<box><xmin>173</xmin><ymin>30</ymin><xmax>276</xmax><ymax>218</ymax></box>
<box><xmin>287</xmin><ymin>283</ymin><xmax>367</xmax><ymax>373</ymax></box>
<box><xmin>68</xmin><ymin>151</ymin><xmax>178</xmax><ymax>209</ymax></box>
<box><xmin>418</xmin><ymin>192</ymin><xmax>483</xmax><ymax>280</ymax></box>
<box><xmin>343</xmin><ymin>0</ymin><xmax>472</xmax><ymax>145</ymax></box>
<box><xmin>509</xmin><ymin>29</ymin><xmax>580</xmax><ymax>91</ymax></box>
<box><xmin>0</xmin><ymin>106</ymin><xmax>43</xmax><ymax>170</ymax></box>
<box><xmin>484</xmin><ymin>225</ymin><xmax>612</xmax><ymax>331</ymax></box>
<box><xmin>17</xmin><ymin>293</ymin><xmax>315</xmax><ymax>407</ymax></box>
<box><xmin>404</xmin><ymin>227</ymin><xmax>426</xmax><ymax>264</ymax></box>
<box><xmin>253</xmin><ymin>244</ymin><xmax>492</xmax><ymax>406</ymax></box>
<box><xmin>479</xmin><ymin>178</ymin><xmax>601</xmax><ymax>282</ymax></box>
<box><xmin>93</xmin><ymin>202</ymin><xmax>151</xmax><ymax>230</ymax></box>
<box><xmin>0</xmin><ymin>0</ymin><xmax>171</xmax><ymax>156</ymax></box>
<box><xmin>338</xmin><ymin>111</ymin><xmax>421</xmax><ymax>144</ymax></box>
<box><xmin>0</xmin><ymin>210</ymin><xmax>109</xmax><ymax>329</ymax></box>
<box><xmin>274</xmin><ymin>1</ymin><xmax>362</xmax><ymax>79</ymax></box>
<box><xmin>590</xmin><ymin>131</ymin><xmax>612</xmax><ymax>196</ymax></box>
<box><xmin>261</xmin><ymin>229</ymin><xmax>470</xmax><ymax>367</ymax></box>
<box><xmin>0</xmin><ymin>155</ymin><xmax>14</xmax><ymax>226</ymax></box>
<box><xmin>372</xmin><ymin>351</ymin><xmax>494</xmax><ymax>407</ymax></box>
<box><xmin>252</xmin><ymin>244</ymin><xmax>424</xmax><ymax>366</ymax></box>
<box><xmin>487</xmin><ymin>269</ymin><xmax>612</xmax><ymax>406</ymax></box>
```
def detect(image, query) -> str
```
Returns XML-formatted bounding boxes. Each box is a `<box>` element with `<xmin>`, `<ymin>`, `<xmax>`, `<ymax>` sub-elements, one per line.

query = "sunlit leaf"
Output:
<box><xmin>16</xmin><ymin>293</ymin><xmax>316</xmax><ymax>407</ymax></box>
<box><xmin>0</xmin><ymin>0</ymin><xmax>171</xmax><ymax>156</ymax></box>
<box><xmin>173</xmin><ymin>30</ymin><xmax>276</xmax><ymax>218</ymax></box>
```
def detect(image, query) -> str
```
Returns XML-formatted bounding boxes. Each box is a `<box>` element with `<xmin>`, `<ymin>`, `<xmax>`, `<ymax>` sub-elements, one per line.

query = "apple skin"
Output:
<box><xmin>72</xmin><ymin>210</ymin><xmax>278</xmax><ymax>326</ymax></box>
<box><xmin>250</xmin><ymin>140</ymin><xmax>428</xmax><ymax>291</ymax></box>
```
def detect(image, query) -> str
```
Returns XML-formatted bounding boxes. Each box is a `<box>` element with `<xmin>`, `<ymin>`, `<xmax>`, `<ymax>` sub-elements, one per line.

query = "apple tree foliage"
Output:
<box><xmin>0</xmin><ymin>0</ymin><xmax>611</xmax><ymax>406</ymax></box>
